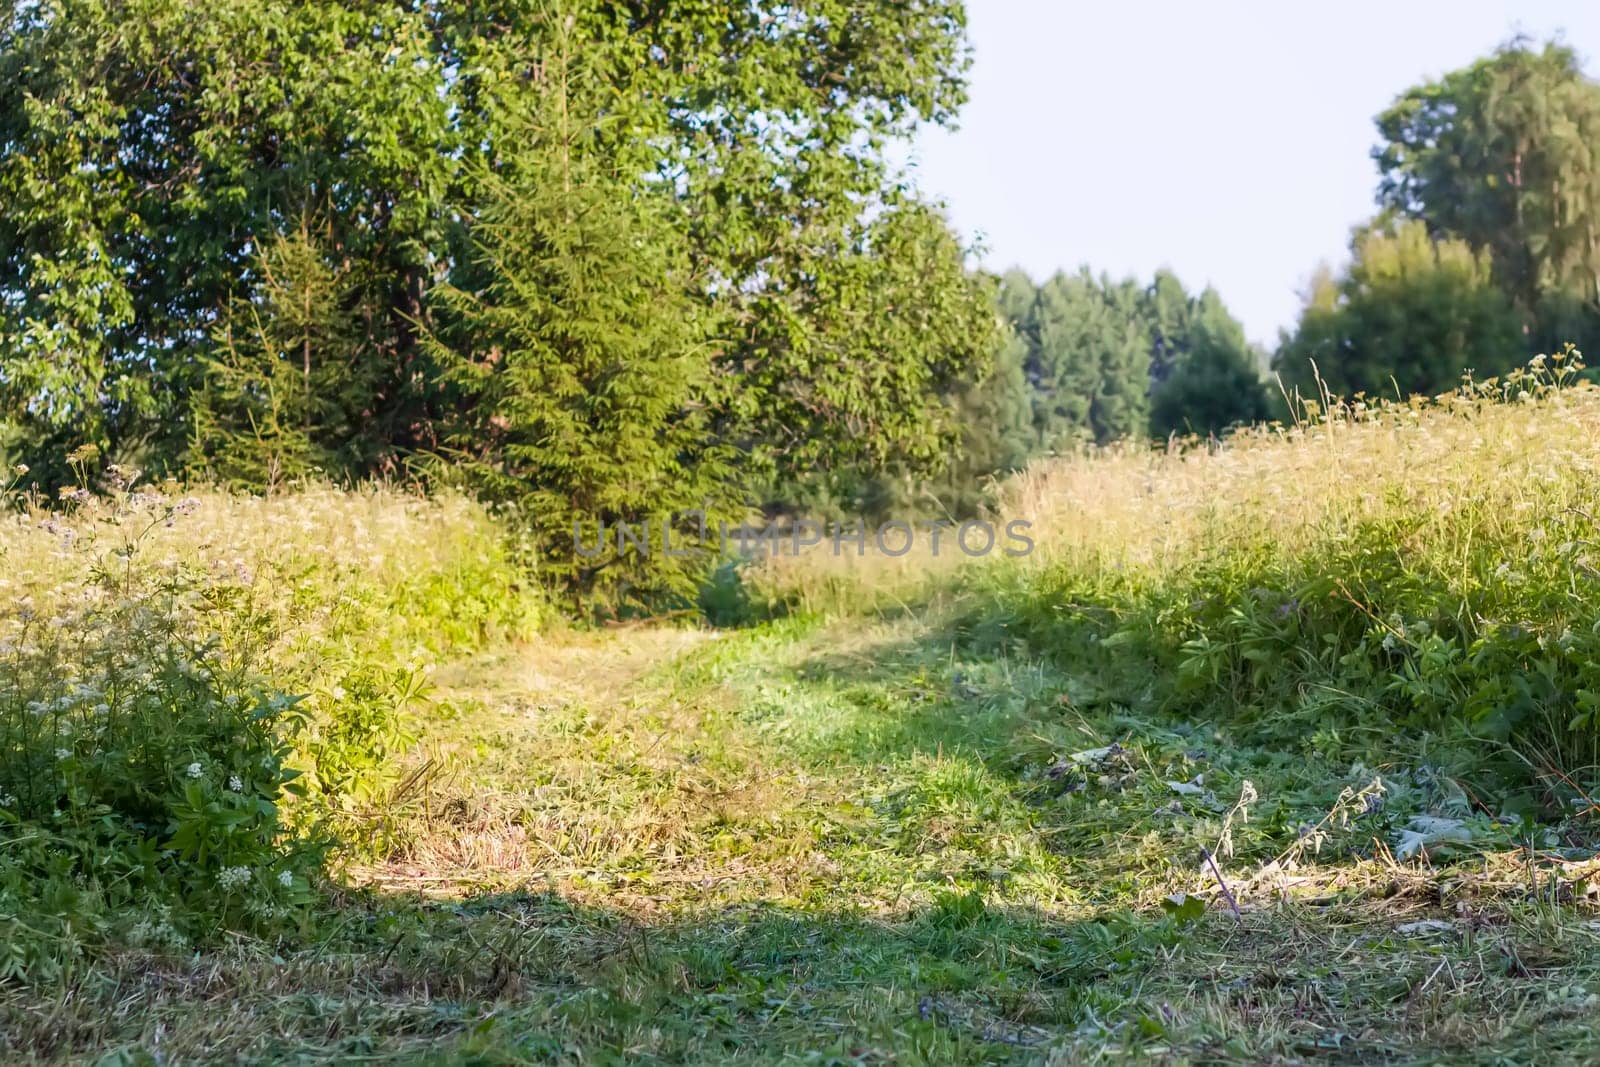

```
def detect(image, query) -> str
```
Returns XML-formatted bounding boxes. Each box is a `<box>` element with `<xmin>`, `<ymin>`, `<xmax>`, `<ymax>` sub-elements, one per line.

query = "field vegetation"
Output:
<box><xmin>4</xmin><ymin>366</ymin><xmax>1600</xmax><ymax>1062</ymax></box>
<box><xmin>7</xmin><ymin>4</ymin><xmax>1600</xmax><ymax>1062</ymax></box>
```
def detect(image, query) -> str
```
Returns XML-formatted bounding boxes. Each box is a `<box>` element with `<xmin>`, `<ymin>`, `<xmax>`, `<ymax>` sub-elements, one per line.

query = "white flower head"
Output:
<box><xmin>186</xmin><ymin>761</ymin><xmax>203</xmax><ymax>779</ymax></box>
<box><xmin>218</xmin><ymin>866</ymin><xmax>252</xmax><ymax>890</ymax></box>
<box><xmin>228</xmin><ymin>775</ymin><xmax>243</xmax><ymax>793</ymax></box>
<box><xmin>55</xmin><ymin>748</ymin><xmax>71</xmax><ymax>760</ymax></box>
<box><xmin>277</xmin><ymin>870</ymin><xmax>293</xmax><ymax>888</ymax></box>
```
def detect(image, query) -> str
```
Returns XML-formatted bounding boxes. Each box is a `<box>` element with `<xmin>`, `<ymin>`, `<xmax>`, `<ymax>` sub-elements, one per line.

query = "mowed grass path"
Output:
<box><xmin>20</xmin><ymin>609</ymin><xmax>1600</xmax><ymax>1064</ymax></box>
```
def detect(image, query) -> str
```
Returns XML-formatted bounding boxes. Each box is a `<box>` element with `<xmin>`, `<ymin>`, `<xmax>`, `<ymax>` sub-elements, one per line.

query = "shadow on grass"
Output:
<box><xmin>310</xmin><ymin>884</ymin><xmax>1160</xmax><ymax>1064</ymax></box>
<box><xmin>14</xmin><ymin>884</ymin><xmax>1190</xmax><ymax>1064</ymax></box>
<box><xmin>765</xmin><ymin>611</ymin><xmax>1119</xmax><ymax>773</ymax></box>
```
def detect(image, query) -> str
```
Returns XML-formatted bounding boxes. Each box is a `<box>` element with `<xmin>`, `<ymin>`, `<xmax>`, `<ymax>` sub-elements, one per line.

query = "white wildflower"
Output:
<box><xmin>228</xmin><ymin>775</ymin><xmax>243</xmax><ymax>793</ymax></box>
<box><xmin>218</xmin><ymin>866</ymin><xmax>252</xmax><ymax>890</ymax></box>
<box><xmin>277</xmin><ymin>870</ymin><xmax>293</xmax><ymax>888</ymax></box>
<box><xmin>186</xmin><ymin>761</ymin><xmax>203</xmax><ymax>779</ymax></box>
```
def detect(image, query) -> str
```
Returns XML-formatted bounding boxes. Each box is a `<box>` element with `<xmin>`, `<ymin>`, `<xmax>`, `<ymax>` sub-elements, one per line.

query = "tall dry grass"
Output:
<box><xmin>754</xmin><ymin>352</ymin><xmax>1600</xmax><ymax>793</ymax></box>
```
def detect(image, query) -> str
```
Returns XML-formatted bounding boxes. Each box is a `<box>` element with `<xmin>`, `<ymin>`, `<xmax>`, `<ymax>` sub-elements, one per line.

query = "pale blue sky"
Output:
<box><xmin>908</xmin><ymin>1</ymin><xmax>1600</xmax><ymax>346</ymax></box>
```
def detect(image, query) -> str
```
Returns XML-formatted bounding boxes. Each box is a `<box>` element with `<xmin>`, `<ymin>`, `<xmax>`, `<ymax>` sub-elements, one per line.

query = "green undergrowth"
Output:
<box><xmin>928</xmin><ymin>358</ymin><xmax>1600</xmax><ymax>815</ymax></box>
<box><xmin>0</xmin><ymin>481</ymin><xmax>538</xmax><ymax>985</ymax></box>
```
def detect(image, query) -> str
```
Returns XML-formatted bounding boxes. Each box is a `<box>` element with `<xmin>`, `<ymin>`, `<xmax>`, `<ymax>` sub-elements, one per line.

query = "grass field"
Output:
<box><xmin>14</xmin><ymin>611</ymin><xmax>1600</xmax><ymax>1064</ymax></box>
<box><xmin>9</xmin><ymin>367</ymin><xmax>1600</xmax><ymax>1063</ymax></box>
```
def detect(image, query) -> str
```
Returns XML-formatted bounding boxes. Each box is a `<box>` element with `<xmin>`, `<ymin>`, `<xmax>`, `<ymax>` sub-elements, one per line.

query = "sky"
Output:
<box><xmin>907</xmin><ymin>0</ymin><xmax>1600</xmax><ymax>347</ymax></box>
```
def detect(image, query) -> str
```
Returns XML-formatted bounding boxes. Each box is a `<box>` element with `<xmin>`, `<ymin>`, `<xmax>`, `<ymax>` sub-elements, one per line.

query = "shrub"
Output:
<box><xmin>0</xmin><ymin>476</ymin><xmax>537</xmax><ymax>980</ymax></box>
<box><xmin>0</xmin><ymin>515</ymin><xmax>319</xmax><ymax>981</ymax></box>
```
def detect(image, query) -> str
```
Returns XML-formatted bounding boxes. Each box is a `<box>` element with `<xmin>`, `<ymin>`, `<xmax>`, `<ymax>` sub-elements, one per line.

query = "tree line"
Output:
<box><xmin>1</xmin><ymin>7</ymin><xmax>1597</xmax><ymax>607</ymax></box>
<box><xmin>1276</xmin><ymin>39</ymin><xmax>1600</xmax><ymax>401</ymax></box>
<box><xmin>777</xmin><ymin>263</ymin><xmax>1271</xmax><ymax>523</ymax></box>
<box><xmin>937</xmin><ymin>37</ymin><xmax>1600</xmax><ymax>520</ymax></box>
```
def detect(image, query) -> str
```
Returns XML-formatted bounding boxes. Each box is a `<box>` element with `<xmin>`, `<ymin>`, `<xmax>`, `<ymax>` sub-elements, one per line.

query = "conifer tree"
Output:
<box><xmin>429</xmin><ymin>26</ymin><xmax>735</xmax><ymax>608</ymax></box>
<box><xmin>191</xmin><ymin>219</ymin><xmax>387</xmax><ymax>487</ymax></box>
<box><xmin>1028</xmin><ymin>271</ymin><xmax>1150</xmax><ymax>447</ymax></box>
<box><xmin>1147</xmin><ymin>286</ymin><xmax>1269</xmax><ymax>437</ymax></box>
<box><xmin>1144</xmin><ymin>268</ymin><xmax>1194</xmax><ymax>386</ymax></box>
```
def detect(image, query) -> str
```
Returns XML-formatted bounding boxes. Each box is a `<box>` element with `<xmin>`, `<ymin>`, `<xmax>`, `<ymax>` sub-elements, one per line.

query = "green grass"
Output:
<box><xmin>11</xmin><ymin>603</ymin><xmax>1600</xmax><ymax>1064</ymax></box>
<box><xmin>15</xmin><ymin>370</ymin><xmax>1600</xmax><ymax>1062</ymax></box>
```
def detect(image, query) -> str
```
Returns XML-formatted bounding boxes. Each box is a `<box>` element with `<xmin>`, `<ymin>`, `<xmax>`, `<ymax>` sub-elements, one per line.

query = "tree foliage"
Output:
<box><xmin>1023</xmin><ymin>270</ymin><xmax>1150</xmax><ymax>447</ymax></box>
<box><xmin>998</xmin><ymin>268</ymin><xmax>1266</xmax><ymax>449</ymax></box>
<box><xmin>1373</xmin><ymin>39</ymin><xmax>1600</xmax><ymax>350</ymax></box>
<box><xmin>1150</xmin><ymin>288</ymin><xmax>1271</xmax><ymax>437</ymax></box>
<box><xmin>192</xmin><ymin>219</ymin><xmax>390</xmax><ymax>487</ymax></box>
<box><xmin>0</xmin><ymin>0</ymin><xmax>454</xmax><ymax>485</ymax></box>
<box><xmin>426</xmin><ymin>22</ymin><xmax>737</xmax><ymax>605</ymax></box>
<box><xmin>1274</xmin><ymin>221</ymin><xmax>1526</xmax><ymax>403</ymax></box>
<box><xmin>0</xmin><ymin>0</ymin><xmax>996</xmax><ymax>605</ymax></box>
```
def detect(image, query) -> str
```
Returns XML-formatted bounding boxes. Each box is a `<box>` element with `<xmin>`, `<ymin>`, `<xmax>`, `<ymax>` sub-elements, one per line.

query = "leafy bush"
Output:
<box><xmin>0</xmin><ymin>476</ymin><xmax>537</xmax><ymax>981</ymax></box>
<box><xmin>0</xmin><ymin>518</ymin><xmax>318</xmax><ymax>981</ymax></box>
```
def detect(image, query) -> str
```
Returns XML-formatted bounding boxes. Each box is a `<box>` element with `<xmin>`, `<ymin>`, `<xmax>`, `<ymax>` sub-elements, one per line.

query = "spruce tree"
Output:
<box><xmin>1144</xmin><ymin>268</ymin><xmax>1194</xmax><ymax>386</ymax></box>
<box><xmin>1028</xmin><ymin>271</ymin><xmax>1150</xmax><ymax>448</ymax></box>
<box><xmin>1147</xmin><ymin>286</ymin><xmax>1269</xmax><ymax>437</ymax></box>
<box><xmin>191</xmin><ymin>218</ymin><xmax>387</xmax><ymax>487</ymax></box>
<box><xmin>429</xmin><ymin>27</ymin><xmax>735</xmax><ymax>609</ymax></box>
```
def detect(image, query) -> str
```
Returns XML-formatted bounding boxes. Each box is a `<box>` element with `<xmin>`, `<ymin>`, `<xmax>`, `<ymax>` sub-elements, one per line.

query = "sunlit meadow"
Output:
<box><xmin>10</xmin><ymin>360</ymin><xmax>1600</xmax><ymax>1061</ymax></box>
